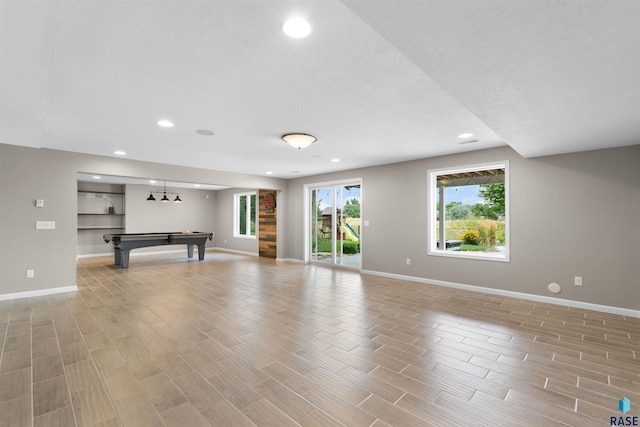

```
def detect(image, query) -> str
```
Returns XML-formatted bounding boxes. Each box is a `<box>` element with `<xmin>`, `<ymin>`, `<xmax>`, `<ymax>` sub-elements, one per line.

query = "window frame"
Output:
<box><xmin>427</xmin><ymin>160</ymin><xmax>510</xmax><ymax>262</ymax></box>
<box><xmin>233</xmin><ymin>191</ymin><xmax>257</xmax><ymax>239</ymax></box>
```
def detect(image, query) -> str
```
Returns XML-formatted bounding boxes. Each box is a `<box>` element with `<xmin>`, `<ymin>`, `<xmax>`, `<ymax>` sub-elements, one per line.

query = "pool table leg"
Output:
<box><xmin>197</xmin><ymin>244</ymin><xmax>205</xmax><ymax>260</ymax></box>
<box><xmin>187</xmin><ymin>244</ymin><xmax>194</xmax><ymax>258</ymax></box>
<box><xmin>114</xmin><ymin>250</ymin><xmax>121</xmax><ymax>266</ymax></box>
<box><xmin>121</xmin><ymin>250</ymin><xmax>130</xmax><ymax>268</ymax></box>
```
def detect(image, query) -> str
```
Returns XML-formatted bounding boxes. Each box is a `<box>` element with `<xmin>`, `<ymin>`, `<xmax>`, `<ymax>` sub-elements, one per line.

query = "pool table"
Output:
<box><xmin>103</xmin><ymin>232</ymin><xmax>214</xmax><ymax>268</ymax></box>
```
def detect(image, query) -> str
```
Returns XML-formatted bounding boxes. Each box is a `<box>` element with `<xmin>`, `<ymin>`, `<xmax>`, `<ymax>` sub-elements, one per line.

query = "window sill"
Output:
<box><xmin>428</xmin><ymin>248</ymin><xmax>510</xmax><ymax>262</ymax></box>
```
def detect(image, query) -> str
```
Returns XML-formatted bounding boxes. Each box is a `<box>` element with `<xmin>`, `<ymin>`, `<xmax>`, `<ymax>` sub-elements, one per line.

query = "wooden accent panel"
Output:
<box><xmin>258</xmin><ymin>190</ymin><xmax>277</xmax><ymax>258</ymax></box>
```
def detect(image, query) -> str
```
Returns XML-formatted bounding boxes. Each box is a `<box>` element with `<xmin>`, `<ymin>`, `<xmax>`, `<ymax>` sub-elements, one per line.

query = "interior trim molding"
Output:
<box><xmin>77</xmin><ymin>252</ymin><xmax>112</xmax><ymax>259</ymax></box>
<box><xmin>0</xmin><ymin>285</ymin><xmax>77</xmax><ymax>302</ymax></box>
<box><xmin>361</xmin><ymin>269</ymin><xmax>640</xmax><ymax>319</ymax></box>
<box><xmin>276</xmin><ymin>258</ymin><xmax>305</xmax><ymax>264</ymax></box>
<box><xmin>212</xmin><ymin>247</ymin><xmax>258</xmax><ymax>257</ymax></box>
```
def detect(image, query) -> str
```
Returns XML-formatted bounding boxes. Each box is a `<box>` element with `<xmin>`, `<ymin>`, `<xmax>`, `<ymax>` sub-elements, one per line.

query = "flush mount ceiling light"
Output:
<box><xmin>282</xmin><ymin>17</ymin><xmax>311</xmax><ymax>38</ymax></box>
<box><xmin>113</xmin><ymin>150</ymin><xmax>126</xmax><ymax>156</ymax></box>
<box><xmin>458</xmin><ymin>133</ymin><xmax>474</xmax><ymax>139</ymax></box>
<box><xmin>282</xmin><ymin>133</ymin><xmax>316</xmax><ymax>149</ymax></box>
<box><xmin>157</xmin><ymin>120</ymin><xmax>174</xmax><ymax>128</ymax></box>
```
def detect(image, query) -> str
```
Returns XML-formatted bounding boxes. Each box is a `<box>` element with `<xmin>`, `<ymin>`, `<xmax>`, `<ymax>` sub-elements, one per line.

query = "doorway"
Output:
<box><xmin>308</xmin><ymin>180</ymin><xmax>361</xmax><ymax>269</ymax></box>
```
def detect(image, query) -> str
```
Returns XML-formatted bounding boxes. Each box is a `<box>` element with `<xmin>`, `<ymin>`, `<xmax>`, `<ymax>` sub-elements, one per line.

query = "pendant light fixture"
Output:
<box><xmin>146</xmin><ymin>181</ymin><xmax>183</xmax><ymax>203</ymax></box>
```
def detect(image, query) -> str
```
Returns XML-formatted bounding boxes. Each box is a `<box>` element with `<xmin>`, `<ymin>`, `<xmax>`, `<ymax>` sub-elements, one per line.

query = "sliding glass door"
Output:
<box><xmin>309</xmin><ymin>181</ymin><xmax>361</xmax><ymax>268</ymax></box>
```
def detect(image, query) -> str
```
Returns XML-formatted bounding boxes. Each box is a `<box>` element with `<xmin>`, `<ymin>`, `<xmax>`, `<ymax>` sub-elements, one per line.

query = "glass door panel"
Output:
<box><xmin>336</xmin><ymin>184</ymin><xmax>361</xmax><ymax>268</ymax></box>
<box><xmin>309</xmin><ymin>182</ymin><xmax>361</xmax><ymax>269</ymax></box>
<box><xmin>310</xmin><ymin>187</ymin><xmax>333</xmax><ymax>265</ymax></box>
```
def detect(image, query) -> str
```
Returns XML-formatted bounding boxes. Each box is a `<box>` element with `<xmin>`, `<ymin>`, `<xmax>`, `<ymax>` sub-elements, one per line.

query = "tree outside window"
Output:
<box><xmin>234</xmin><ymin>192</ymin><xmax>256</xmax><ymax>238</ymax></box>
<box><xmin>428</xmin><ymin>162</ymin><xmax>509</xmax><ymax>262</ymax></box>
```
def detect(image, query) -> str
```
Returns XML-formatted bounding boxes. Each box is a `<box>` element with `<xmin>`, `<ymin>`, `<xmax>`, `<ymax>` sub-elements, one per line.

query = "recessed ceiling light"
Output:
<box><xmin>114</xmin><ymin>150</ymin><xmax>126</xmax><ymax>156</ymax></box>
<box><xmin>92</xmin><ymin>176</ymin><xmax>101</xmax><ymax>179</ymax></box>
<box><xmin>157</xmin><ymin>120</ymin><xmax>174</xmax><ymax>128</ymax></box>
<box><xmin>266</xmin><ymin>171</ymin><xmax>274</xmax><ymax>175</ymax></box>
<box><xmin>282</xmin><ymin>17</ymin><xmax>311</xmax><ymax>38</ymax></box>
<box><xmin>195</xmin><ymin>129</ymin><xmax>214</xmax><ymax>136</ymax></box>
<box><xmin>149</xmin><ymin>180</ymin><xmax>156</xmax><ymax>184</ymax></box>
<box><xmin>330</xmin><ymin>158</ymin><xmax>340</xmax><ymax>163</ymax></box>
<box><xmin>194</xmin><ymin>184</ymin><xmax>201</xmax><ymax>187</ymax></box>
<box><xmin>458</xmin><ymin>133</ymin><xmax>473</xmax><ymax>139</ymax></box>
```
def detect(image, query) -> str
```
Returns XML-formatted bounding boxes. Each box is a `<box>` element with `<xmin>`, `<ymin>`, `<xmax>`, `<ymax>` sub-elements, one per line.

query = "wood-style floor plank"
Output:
<box><xmin>0</xmin><ymin>251</ymin><xmax>638</xmax><ymax>426</ymax></box>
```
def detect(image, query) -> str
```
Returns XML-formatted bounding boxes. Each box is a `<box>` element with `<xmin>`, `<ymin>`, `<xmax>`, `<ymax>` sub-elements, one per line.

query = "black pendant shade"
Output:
<box><xmin>146</xmin><ymin>181</ymin><xmax>182</xmax><ymax>203</ymax></box>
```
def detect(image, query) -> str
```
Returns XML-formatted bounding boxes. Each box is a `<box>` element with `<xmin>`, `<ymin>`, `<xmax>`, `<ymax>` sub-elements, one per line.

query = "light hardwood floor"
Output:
<box><xmin>1</xmin><ymin>251</ymin><xmax>638</xmax><ymax>426</ymax></box>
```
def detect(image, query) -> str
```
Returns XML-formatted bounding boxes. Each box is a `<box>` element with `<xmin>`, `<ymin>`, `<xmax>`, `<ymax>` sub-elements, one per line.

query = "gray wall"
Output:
<box><xmin>1</xmin><ymin>142</ymin><xmax>638</xmax><ymax>311</ymax></box>
<box><xmin>285</xmin><ymin>145</ymin><xmax>640</xmax><ymax>310</ymax></box>
<box><xmin>77</xmin><ymin>183</ymin><xmax>218</xmax><ymax>256</ymax></box>
<box><xmin>124</xmin><ymin>184</ymin><xmax>217</xmax><ymax>253</ymax></box>
<box><xmin>213</xmin><ymin>188</ymin><xmax>259</xmax><ymax>255</ymax></box>
<box><xmin>212</xmin><ymin>187</ymin><xmax>286</xmax><ymax>257</ymax></box>
<box><xmin>0</xmin><ymin>143</ymin><xmax>285</xmax><ymax>296</ymax></box>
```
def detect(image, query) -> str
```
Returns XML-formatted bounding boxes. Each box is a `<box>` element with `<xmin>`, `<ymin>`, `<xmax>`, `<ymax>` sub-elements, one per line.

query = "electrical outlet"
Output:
<box><xmin>575</xmin><ymin>276</ymin><xmax>583</xmax><ymax>286</ymax></box>
<box><xmin>35</xmin><ymin>221</ymin><xmax>55</xmax><ymax>230</ymax></box>
<box><xmin>406</xmin><ymin>258</ymin><xmax>411</xmax><ymax>265</ymax></box>
<box><xmin>26</xmin><ymin>269</ymin><xmax>34</xmax><ymax>278</ymax></box>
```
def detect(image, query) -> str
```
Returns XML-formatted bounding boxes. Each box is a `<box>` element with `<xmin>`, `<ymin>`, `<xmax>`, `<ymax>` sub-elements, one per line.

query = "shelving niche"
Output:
<box><xmin>77</xmin><ymin>182</ymin><xmax>126</xmax><ymax>255</ymax></box>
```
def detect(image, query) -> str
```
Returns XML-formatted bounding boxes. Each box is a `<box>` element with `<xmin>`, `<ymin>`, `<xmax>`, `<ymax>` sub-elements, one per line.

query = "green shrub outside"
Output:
<box><xmin>437</xmin><ymin>219</ymin><xmax>506</xmax><ymax>244</ymax></box>
<box><xmin>342</xmin><ymin>241</ymin><xmax>360</xmax><ymax>254</ymax></box>
<box><xmin>315</xmin><ymin>239</ymin><xmax>359</xmax><ymax>254</ymax></box>
<box><xmin>460</xmin><ymin>230</ymin><xmax>480</xmax><ymax>245</ymax></box>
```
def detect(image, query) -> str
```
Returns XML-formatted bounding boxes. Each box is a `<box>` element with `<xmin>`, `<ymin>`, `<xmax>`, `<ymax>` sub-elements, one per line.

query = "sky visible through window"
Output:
<box><xmin>315</xmin><ymin>186</ymin><xmax>361</xmax><ymax>212</ymax></box>
<box><xmin>444</xmin><ymin>185</ymin><xmax>482</xmax><ymax>205</ymax></box>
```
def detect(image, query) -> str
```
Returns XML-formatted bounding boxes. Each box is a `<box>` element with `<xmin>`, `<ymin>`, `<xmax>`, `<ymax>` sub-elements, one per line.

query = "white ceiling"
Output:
<box><xmin>1</xmin><ymin>1</ymin><xmax>638</xmax><ymax>179</ymax></box>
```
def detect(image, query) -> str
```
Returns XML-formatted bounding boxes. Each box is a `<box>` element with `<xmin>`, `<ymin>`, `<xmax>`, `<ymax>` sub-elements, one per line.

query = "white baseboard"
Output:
<box><xmin>276</xmin><ymin>258</ymin><xmax>305</xmax><ymax>264</ymax></box>
<box><xmin>77</xmin><ymin>252</ymin><xmax>112</xmax><ymax>259</ymax></box>
<box><xmin>211</xmin><ymin>247</ymin><xmax>258</xmax><ymax>257</ymax></box>
<box><xmin>361</xmin><ymin>269</ymin><xmax>640</xmax><ymax>318</ymax></box>
<box><xmin>0</xmin><ymin>285</ymin><xmax>77</xmax><ymax>302</ymax></box>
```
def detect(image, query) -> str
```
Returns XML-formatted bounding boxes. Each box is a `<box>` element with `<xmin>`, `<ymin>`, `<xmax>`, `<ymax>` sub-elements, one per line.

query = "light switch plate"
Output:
<box><xmin>36</xmin><ymin>221</ymin><xmax>55</xmax><ymax>230</ymax></box>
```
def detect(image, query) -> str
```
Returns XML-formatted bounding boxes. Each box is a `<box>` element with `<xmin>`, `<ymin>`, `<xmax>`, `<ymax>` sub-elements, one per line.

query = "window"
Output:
<box><xmin>428</xmin><ymin>161</ymin><xmax>509</xmax><ymax>261</ymax></box>
<box><xmin>234</xmin><ymin>192</ymin><xmax>257</xmax><ymax>238</ymax></box>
